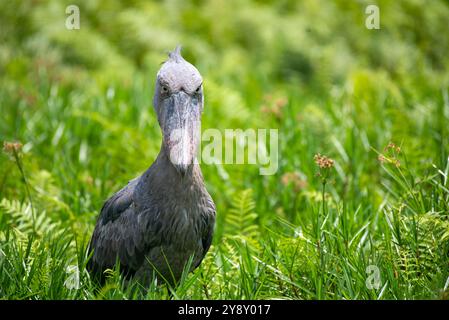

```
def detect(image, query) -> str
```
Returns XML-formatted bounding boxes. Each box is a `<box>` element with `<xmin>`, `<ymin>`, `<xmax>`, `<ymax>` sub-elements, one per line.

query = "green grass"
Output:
<box><xmin>1</xmin><ymin>0</ymin><xmax>449</xmax><ymax>299</ymax></box>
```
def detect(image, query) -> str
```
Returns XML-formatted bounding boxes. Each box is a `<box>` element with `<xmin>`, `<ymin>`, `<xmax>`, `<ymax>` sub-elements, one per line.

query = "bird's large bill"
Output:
<box><xmin>163</xmin><ymin>91</ymin><xmax>201</xmax><ymax>175</ymax></box>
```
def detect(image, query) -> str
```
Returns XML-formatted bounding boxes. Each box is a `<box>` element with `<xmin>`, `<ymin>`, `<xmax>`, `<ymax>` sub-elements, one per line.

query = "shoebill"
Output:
<box><xmin>87</xmin><ymin>46</ymin><xmax>216</xmax><ymax>286</ymax></box>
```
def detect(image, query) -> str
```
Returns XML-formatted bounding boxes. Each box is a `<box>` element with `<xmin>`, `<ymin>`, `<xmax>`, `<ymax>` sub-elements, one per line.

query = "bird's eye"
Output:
<box><xmin>161</xmin><ymin>85</ymin><xmax>169</xmax><ymax>94</ymax></box>
<box><xmin>195</xmin><ymin>85</ymin><xmax>202</xmax><ymax>93</ymax></box>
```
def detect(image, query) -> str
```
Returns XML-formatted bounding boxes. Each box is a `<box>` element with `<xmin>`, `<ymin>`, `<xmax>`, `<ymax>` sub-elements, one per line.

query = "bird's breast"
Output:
<box><xmin>152</xmin><ymin>204</ymin><xmax>202</xmax><ymax>248</ymax></box>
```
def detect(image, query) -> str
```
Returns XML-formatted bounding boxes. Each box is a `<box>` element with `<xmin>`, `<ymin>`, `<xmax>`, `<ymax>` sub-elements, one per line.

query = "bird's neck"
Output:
<box><xmin>135</xmin><ymin>144</ymin><xmax>204</xmax><ymax>204</ymax></box>
<box><xmin>136</xmin><ymin>144</ymin><xmax>204</xmax><ymax>193</ymax></box>
<box><xmin>156</xmin><ymin>144</ymin><xmax>201</xmax><ymax>180</ymax></box>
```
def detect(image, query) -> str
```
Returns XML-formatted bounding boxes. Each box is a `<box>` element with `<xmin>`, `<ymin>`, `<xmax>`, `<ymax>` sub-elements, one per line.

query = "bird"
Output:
<box><xmin>87</xmin><ymin>46</ymin><xmax>216</xmax><ymax>287</ymax></box>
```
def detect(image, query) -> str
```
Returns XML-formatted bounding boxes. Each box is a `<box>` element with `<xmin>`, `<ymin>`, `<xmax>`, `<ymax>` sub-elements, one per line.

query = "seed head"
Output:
<box><xmin>261</xmin><ymin>95</ymin><xmax>287</xmax><ymax>120</ymax></box>
<box><xmin>3</xmin><ymin>141</ymin><xmax>23</xmax><ymax>155</ymax></box>
<box><xmin>378</xmin><ymin>154</ymin><xmax>387</xmax><ymax>163</ymax></box>
<box><xmin>281</xmin><ymin>172</ymin><xmax>307</xmax><ymax>192</ymax></box>
<box><xmin>384</xmin><ymin>142</ymin><xmax>401</xmax><ymax>153</ymax></box>
<box><xmin>314</xmin><ymin>154</ymin><xmax>334</xmax><ymax>169</ymax></box>
<box><xmin>378</xmin><ymin>142</ymin><xmax>401</xmax><ymax>167</ymax></box>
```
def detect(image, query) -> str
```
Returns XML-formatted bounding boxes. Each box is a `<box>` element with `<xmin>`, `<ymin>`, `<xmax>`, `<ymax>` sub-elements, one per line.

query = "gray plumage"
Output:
<box><xmin>87</xmin><ymin>46</ymin><xmax>215</xmax><ymax>286</ymax></box>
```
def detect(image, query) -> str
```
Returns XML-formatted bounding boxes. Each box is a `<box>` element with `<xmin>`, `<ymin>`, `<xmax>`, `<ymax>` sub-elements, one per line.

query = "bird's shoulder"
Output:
<box><xmin>99</xmin><ymin>177</ymin><xmax>139</xmax><ymax>226</ymax></box>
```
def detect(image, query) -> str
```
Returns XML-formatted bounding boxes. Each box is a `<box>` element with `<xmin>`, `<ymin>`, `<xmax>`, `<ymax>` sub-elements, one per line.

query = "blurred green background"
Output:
<box><xmin>1</xmin><ymin>0</ymin><xmax>449</xmax><ymax>299</ymax></box>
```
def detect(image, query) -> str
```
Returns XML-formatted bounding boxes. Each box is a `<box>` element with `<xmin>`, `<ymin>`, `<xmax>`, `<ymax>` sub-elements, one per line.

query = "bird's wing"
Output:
<box><xmin>87</xmin><ymin>178</ymin><xmax>151</xmax><ymax>279</ymax></box>
<box><xmin>195</xmin><ymin>197</ymin><xmax>216</xmax><ymax>269</ymax></box>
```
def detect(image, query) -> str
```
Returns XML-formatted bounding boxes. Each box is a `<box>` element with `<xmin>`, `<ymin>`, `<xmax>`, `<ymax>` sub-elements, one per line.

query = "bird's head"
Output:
<box><xmin>153</xmin><ymin>46</ymin><xmax>203</xmax><ymax>176</ymax></box>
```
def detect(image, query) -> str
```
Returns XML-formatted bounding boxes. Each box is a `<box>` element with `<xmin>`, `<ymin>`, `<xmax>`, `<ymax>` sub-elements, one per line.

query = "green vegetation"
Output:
<box><xmin>1</xmin><ymin>0</ymin><xmax>449</xmax><ymax>299</ymax></box>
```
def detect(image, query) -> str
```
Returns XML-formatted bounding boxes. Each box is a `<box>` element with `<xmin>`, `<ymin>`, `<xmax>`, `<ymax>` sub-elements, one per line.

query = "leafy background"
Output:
<box><xmin>1</xmin><ymin>0</ymin><xmax>449</xmax><ymax>299</ymax></box>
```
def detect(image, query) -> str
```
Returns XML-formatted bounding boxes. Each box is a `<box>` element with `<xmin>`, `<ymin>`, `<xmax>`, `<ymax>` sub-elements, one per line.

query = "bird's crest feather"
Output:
<box><xmin>168</xmin><ymin>45</ymin><xmax>184</xmax><ymax>63</ymax></box>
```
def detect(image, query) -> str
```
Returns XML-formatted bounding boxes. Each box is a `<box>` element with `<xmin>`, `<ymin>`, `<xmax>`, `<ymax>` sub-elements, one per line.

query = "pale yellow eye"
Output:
<box><xmin>161</xmin><ymin>85</ymin><xmax>169</xmax><ymax>93</ymax></box>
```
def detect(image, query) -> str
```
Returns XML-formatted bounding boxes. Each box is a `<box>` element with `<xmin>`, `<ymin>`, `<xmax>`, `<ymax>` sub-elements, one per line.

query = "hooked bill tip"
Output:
<box><xmin>167</xmin><ymin>128</ymin><xmax>195</xmax><ymax>176</ymax></box>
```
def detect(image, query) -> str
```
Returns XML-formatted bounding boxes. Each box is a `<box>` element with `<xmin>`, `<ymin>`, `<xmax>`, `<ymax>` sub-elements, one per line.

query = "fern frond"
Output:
<box><xmin>0</xmin><ymin>198</ymin><xmax>57</xmax><ymax>237</ymax></box>
<box><xmin>224</xmin><ymin>189</ymin><xmax>260</xmax><ymax>250</ymax></box>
